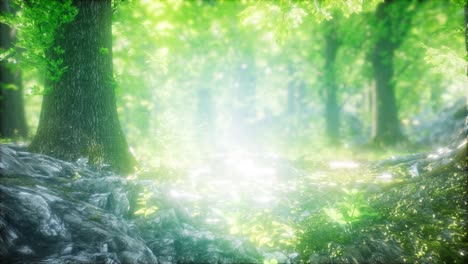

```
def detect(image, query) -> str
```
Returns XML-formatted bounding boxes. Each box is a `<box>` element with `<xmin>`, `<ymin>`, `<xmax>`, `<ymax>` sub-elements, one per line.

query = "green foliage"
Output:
<box><xmin>134</xmin><ymin>187</ymin><xmax>158</xmax><ymax>217</ymax></box>
<box><xmin>294</xmin><ymin>185</ymin><xmax>382</xmax><ymax>261</ymax></box>
<box><xmin>226</xmin><ymin>210</ymin><xmax>297</xmax><ymax>249</ymax></box>
<box><xmin>11</xmin><ymin>0</ymin><xmax>467</xmax><ymax>261</ymax></box>
<box><xmin>372</xmin><ymin>164</ymin><xmax>468</xmax><ymax>263</ymax></box>
<box><xmin>5</xmin><ymin>0</ymin><xmax>77</xmax><ymax>89</ymax></box>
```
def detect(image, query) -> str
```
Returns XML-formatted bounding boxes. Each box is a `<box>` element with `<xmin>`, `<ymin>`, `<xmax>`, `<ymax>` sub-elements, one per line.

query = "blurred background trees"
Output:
<box><xmin>1</xmin><ymin>0</ymin><xmax>465</xmax><ymax>167</ymax></box>
<box><xmin>0</xmin><ymin>0</ymin><xmax>27</xmax><ymax>139</ymax></box>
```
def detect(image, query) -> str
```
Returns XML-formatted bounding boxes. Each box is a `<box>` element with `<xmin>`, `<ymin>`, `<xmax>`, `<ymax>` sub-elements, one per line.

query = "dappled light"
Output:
<box><xmin>1</xmin><ymin>0</ymin><xmax>467</xmax><ymax>263</ymax></box>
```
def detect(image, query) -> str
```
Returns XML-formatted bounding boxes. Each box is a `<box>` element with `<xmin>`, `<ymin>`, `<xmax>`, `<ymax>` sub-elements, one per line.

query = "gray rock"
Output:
<box><xmin>0</xmin><ymin>144</ymin><xmax>262</xmax><ymax>263</ymax></box>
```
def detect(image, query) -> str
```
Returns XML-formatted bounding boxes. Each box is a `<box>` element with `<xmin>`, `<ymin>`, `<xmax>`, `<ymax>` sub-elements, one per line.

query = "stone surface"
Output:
<box><xmin>0</xmin><ymin>144</ymin><xmax>262</xmax><ymax>263</ymax></box>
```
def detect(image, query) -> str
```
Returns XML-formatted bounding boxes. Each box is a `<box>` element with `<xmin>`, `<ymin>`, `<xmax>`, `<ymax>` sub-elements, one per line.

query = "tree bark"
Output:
<box><xmin>370</xmin><ymin>0</ymin><xmax>406</xmax><ymax>145</ymax></box>
<box><xmin>0</xmin><ymin>0</ymin><xmax>28</xmax><ymax>139</ymax></box>
<box><xmin>30</xmin><ymin>0</ymin><xmax>134</xmax><ymax>174</ymax></box>
<box><xmin>323</xmin><ymin>19</ymin><xmax>340</xmax><ymax>145</ymax></box>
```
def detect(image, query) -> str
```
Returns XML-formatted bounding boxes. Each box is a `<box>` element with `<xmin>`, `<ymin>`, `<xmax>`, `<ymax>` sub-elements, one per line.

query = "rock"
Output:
<box><xmin>407</xmin><ymin>99</ymin><xmax>466</xmax><ymax>147</ymax></box>
<box><xmin>0</xmin><ymin>144</ymin><xmax>262</xmax><ymax>263</ymax></box>
<box><xmin>0</xmin><ymin>184</ymin><xmax>157</xmax><ymax>264</ymax></box>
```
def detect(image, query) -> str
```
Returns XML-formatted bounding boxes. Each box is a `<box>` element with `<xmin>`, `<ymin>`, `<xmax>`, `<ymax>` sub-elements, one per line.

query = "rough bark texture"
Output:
<box><xmin>30</xmin><ymin>0</ymin><xmax>134</xmax><ymax>174</ymax></box>
<box><xmin>0</xmin><ymin>0</ymin><xmax>28</xmax><ymax>139</ymax></box>
<box><xmin>370</xmin><ymin>0</ymin><xmax>406</xmax><ymax>145</ymax></box>
<box><xmin>323</xmin><ymin>20</ymin><xmax>340</xmax><ymax>145</ymax></box>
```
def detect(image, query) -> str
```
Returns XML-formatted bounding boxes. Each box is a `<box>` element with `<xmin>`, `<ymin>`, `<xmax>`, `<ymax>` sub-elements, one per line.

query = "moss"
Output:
<box><xmin>87</xmin><ymin>213</ymin><xmax>102</xmax><ymax>222</ymax></box>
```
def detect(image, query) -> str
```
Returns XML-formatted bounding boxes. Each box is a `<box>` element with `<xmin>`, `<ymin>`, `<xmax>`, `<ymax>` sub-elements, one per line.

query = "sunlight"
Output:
<box><xmin>181</xmin><ymin>144</ymin><xmax>282</xmax><ymax>214</ymax></box>
<box><xmin>2</xmin><ymin>0</ymin><xmax>465</xmax><ymax>262</ymax></box>
<box><xmin>376</xmin><ymin>172</ymin><xmax>393</xmax><ymax>182</ymax></box>
<box><xmin>328</xmin><ymin>160</ymin><xmax>360</xmax><ymax>169</ymax></box>
<box><xmin>169</xmin><ymin>189</ymin><xmax>201</xmax><ymax>201</ymax></box>
<box><xmin>223</xmin><ymin>150</ymin><xmax>277</xmax><ymax>181</ymax></box>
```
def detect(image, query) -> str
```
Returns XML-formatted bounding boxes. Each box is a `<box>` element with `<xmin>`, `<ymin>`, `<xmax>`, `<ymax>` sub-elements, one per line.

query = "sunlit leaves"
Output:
<box><xmin>9</xmin><ymin>0</ymin><xmax>77</xmax><ymax>86</ymax></box>
<box><xmin>324</xmin><ymin>207</ymin><xmax>346</xmax><ymax>225</ymax></box>
<box><xmin>135</xmin><ymin>187</ymin><xmax>159</xmax><ymax>217</ymax></box>
<box><xmin>226</xmin><ymin>211</ymin><xmax>297</xmax><ymax>249</ymax></box>
<box><xmin>423</xmin><ymin>45</ymin><xmax>466</xmax><ymax>77</ymax></box>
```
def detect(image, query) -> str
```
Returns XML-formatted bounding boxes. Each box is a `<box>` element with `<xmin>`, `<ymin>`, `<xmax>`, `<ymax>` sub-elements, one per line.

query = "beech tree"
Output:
<box><xmin>30</xmin><ymin>0</ymin><xmax>134</xmax><ymax>173</ymax></box>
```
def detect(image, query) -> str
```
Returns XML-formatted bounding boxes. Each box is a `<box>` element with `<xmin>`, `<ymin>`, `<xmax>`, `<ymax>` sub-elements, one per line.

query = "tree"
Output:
<box><xmin>30</xmin><ymin>0</ymin><xmax>134</xmax><ymax>174</ymax></box>
<box><xmin>369</xmin><ymin>0</ymin><xmax>420</xmax><ymax>145</ymax></box>
<box><xmin>230</xmin><ymin>18</ymin><xmax>257</xmax><ymax>146</ymax></box>
<box><xmin>0</xmin><ymin>0</ymin><xmax>28</xmax><ymax>139</ymax></box>
<box><xmin>465</xmin><ymin>1</ymin><xmax>468</xmax><ymax>78</ymax></box>
<box><xmin>322</xmin><ymin>17</ymin><xmax>341</xmax><ymax>145</ymax></box>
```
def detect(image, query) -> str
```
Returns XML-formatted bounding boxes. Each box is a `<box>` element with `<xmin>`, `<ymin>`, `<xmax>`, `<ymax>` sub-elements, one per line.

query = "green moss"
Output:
<box><xmin>88</xmin><ymin>213</ymin><xmax>102</xmax><ymax>222</ymax></box>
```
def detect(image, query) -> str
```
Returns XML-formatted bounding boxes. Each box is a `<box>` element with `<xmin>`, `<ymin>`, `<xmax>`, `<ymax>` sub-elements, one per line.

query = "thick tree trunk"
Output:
<box><xmin>370</xmin><ymin>42</ymin><xmax>402</xmax><ymax>144</ymax></box>
<box><xmin>0</xmin><ymin>0</ymin><xmax>28</xmax><ymax>139</ymax></box>
<box><xmin>370</xmin><ymin>0</ymin><xmax>405</xmax><ymax>145</ymax></box>
<box><xmin>323</xmin><ymin>20</ymin><xmax>340</xmax><ymax>145</ymax></box>
<box><xmin>30</xmin><ymin>0</ymin><xmax>134</xmax><ymax>174</ymax></box>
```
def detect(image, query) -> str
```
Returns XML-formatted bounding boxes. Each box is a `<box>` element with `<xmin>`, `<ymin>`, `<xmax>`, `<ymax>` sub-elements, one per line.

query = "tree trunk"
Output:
<box><xmin>196</xmin><ymin>87</ymin><xmax>214</xmax><ymax>149</ymax></box>
<box><xmin>30</xmin><ymin>0</ymin><xmax>134</xmax><ymax>174</ymax></box>
<box><xmin>323</xmin><ymin>19</ymin><xmax>340</xmax><ymax>145</ymax></box>
<box><xmin>465</xmin><ymin>2</ymin><xmax>468</xmax><ymax>78</ymax></box>
<box><xmin>236</xmin><ymin>56</ymin><xmax>256</xmax><ymax>122</ymax></box>
<box><xmin>0</xmin><ymin>0</ymin><xmax>28</xmax><ymax>139</ymax></box>
<box><xmin>231</xmin><ymin>51</ymin><xmax>256</xmax><ymax>144</ymax></box>
<box><xmin>465</xmin><ymin>2</ymin><xmax>467</xmax><ymax>132</ymax></box>
<box><xmin>370</xmin><ymin>0</ymin><xmax>405</xmax><ymax>145</ymax></box>
<box><xmin>287</xmin><ymin>65</ymin><xmax>297</xmax><ymax>117</ymax></box>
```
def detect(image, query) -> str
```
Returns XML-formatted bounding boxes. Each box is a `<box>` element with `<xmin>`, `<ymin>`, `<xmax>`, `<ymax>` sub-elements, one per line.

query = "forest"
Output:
<box><xmin>0</xmin><ymin>0</ymin><xmax>467</xmax><ymax>263</ymax></box>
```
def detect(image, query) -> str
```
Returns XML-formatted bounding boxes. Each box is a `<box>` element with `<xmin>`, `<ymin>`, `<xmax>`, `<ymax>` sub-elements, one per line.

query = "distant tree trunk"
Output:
<box><xmin>286</xmin><ymin>63</ymin><xmax>307</xmax><ymax>130</ymax></box>
<box><xmin>465</xmin><ymin>2</ymin><xmax>468</xmax><ymax>131</ymax></box>
<box><xmin>323</xmin><ymin>19</ymin><xmax>340</xmax><ymax>145</ymax></box>
<box><xmin>232</xmin><ymin>51</ymin><xmax>256</xmax><ymax>144</ymax></box>
<box><xmin>30</xmin><ymin>0</ymin><xmax>134</xmax><ymax>174</ymax></box>
<box><xmin>287</xmin><ymin>84</ymin><xmax>296</xmax><ymax>117</ymax></box>
<box><xmin>0</xmin><ymin>0</ymin><xmax>28</xmax><ymax>139</ymax></box>
<box><xmin>196</xmin><ymin>87</ymin><xmax>214</xmax><ymax>148</ymax></box>
<box><xmin>236</xmin><ymin>55</ymin><xmax>256</xmax><ymax>122</ymax></box>
<box><xmin>297</xmin><ymin>80</ymin><xmax>306</xmax><ymax>120</ymax></box>
<box><xmin>465</xmin><ymin>2</ymin><xmax>468</xmax><ymax>77</ymax></box>
<box><xmin>370</xmin><ymin>0</ymin><xmax>407</xmax><ymax>145</ymax></box>
<box><xmin>287</xmin><ymin>65</ymin><xmax>297</xmax><ymax>117</ymax></box>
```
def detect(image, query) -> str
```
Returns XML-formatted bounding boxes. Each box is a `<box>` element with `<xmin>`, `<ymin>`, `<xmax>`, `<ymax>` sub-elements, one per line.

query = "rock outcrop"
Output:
<box><xmin>0</xmin><ymin>144</ymin><xmax>261</xmax><ymax>264</ymax></box>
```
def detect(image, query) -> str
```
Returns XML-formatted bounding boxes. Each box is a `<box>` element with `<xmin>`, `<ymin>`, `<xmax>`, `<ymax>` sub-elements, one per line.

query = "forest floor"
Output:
<box><xmin>1</xmin><ymin>121</ymin><xmax>466</xmax><ymax>263</ymax></box>
<box><xmin>141</xmin><ymin>135</ymin><xmax>467</xmax><ymax>263</ymax></box>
